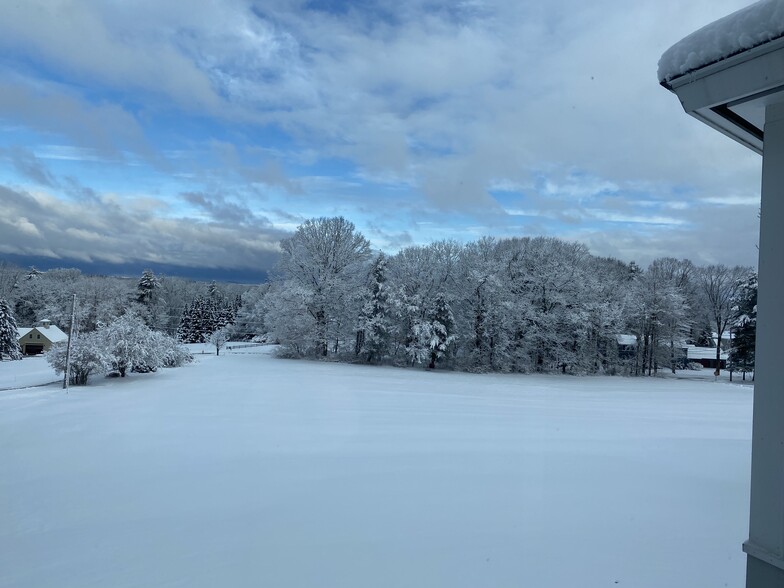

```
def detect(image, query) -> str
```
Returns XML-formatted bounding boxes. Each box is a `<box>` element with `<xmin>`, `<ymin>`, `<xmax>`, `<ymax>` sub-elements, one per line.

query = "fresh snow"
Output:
<box><xmin>1</xmin><ymin>347</ymin><xmax>752</xmax><ymax>587</ymax></box>
<box><xmin>0</xmin><ymin>356</ymin><xmax>60</xmax><ymax>390</ymax></box>
<box><xmin>658</xmin><ymin>0</ymin><xmax>784</xmax><ymax>83</ymax></box>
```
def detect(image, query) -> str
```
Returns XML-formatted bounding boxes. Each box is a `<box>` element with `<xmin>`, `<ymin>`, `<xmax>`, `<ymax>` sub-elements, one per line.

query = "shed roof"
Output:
<box><xmin>658</xmin><ymin>0</ymin><xmax>784</xmax><ymax>83</ymax></box>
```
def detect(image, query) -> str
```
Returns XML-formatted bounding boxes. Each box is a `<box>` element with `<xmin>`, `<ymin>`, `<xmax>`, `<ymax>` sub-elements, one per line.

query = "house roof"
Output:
<box><xmin>658</xmin><ymin>0</ymin><xmax>784</xmax><ymax>83</ymax></box>
<box><xmin>41</xmin><ymin>326</ymin><xmax>69</xmax><ymax>343</ymax></box>
<box><xmin>686</xmin><ymin>345</ymin><xmax>729</xmax><ymax>361</ymax></box>
<box><xmin>16</xmin><ymin>325</ymin><xmax>69</xmax><ymax>343</ymax></box>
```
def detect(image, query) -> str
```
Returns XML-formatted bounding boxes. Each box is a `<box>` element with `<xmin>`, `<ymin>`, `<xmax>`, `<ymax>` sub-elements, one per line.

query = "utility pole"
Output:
<box><xmin>63</xmin><ymin>293</ymin><xmax>76</xmax><ymax>391</ymax></box>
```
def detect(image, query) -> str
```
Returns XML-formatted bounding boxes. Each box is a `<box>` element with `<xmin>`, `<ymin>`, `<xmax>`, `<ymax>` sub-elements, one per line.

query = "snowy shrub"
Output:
<box><xmin>251</xmin><ymin>332</ymin><xmax>276</xmax><ymax>344</ymax></box>
<box><xmin>47</xmin><ymin>332</ymin><xmax>111</xmax><ymax>385</ymax></box>
<box><xmin>101</xmin><ymin>312</ymin><xmax>162</xmax><ymax>377</ymax></box>
<box><xmin>152</xmin><ymin>331</ymin><xmax>193</xmax><ymax>368</ymax></box>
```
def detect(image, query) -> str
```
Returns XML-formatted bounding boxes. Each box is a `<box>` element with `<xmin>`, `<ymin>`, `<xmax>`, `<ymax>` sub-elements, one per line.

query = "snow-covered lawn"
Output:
<box><xmin>0</xmin><ymin>355</ymin><xmax>60</xmax><ymax>390</ymax></box>
<box><xmin>0</xmin><ymin>348</ymin><xmax>752</xmax><ymax>588</ymax></box>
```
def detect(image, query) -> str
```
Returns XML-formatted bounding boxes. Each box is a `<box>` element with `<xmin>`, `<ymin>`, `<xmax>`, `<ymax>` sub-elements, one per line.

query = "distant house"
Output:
<box><xmin>16</xmin><ymin>319</ymin><xmax>68</xmax><ymax>355</ymax></box>
<box><xmin>615</xmin><ymin>334</ymin><xmax>637</xmax><ymax>360</ymax></box>
<box><xmin>685</xmin><ymin>345</ymin><xmax>728</xmax><ymax>370</ymax></box>
<box><xmin>682</xmin><ymin>332</ymin><xmax>733</xmax><ymax>369</ymax></box>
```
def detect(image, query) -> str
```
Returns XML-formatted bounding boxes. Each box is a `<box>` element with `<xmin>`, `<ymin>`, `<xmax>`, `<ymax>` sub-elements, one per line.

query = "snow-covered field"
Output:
<box><xmin>0</xmin><ymin>347</ymin><xmax>752</xmax><ymax>588</ymax></box>
<box><xmin>0</xmin><ymin>355</ymin><xmax>60</xmax><ymax>390</ymax></box>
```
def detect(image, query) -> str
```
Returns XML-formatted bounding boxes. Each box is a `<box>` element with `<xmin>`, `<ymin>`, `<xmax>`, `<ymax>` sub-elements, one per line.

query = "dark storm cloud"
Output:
<box><xmin>0</xmin><ymin>184</ymin><xmax>286</xmax><ymax>274</ymax></box>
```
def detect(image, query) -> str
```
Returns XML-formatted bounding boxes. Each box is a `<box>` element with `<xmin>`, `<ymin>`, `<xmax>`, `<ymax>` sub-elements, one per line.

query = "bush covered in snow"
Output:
<box><xmin>150</xmin><ymin>330</ymin><xmax>194</xmax><ymax>368</ymax></box>
<box><xmin>47</xmin><ymin>331</ymin><xmax>110</xmax><ymax>385</ymax></box>
<box><xmin>46</xmin><ymin>312</ymin><xmax>192</xmax><ymax>385</ymax></box>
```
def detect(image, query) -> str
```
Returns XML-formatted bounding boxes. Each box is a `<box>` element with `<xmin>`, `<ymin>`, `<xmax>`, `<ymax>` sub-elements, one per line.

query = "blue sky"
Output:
<box><xmin>0</xmin><ymin>0</ymin><xmax>762</xmax><ymax>280</ymax></box>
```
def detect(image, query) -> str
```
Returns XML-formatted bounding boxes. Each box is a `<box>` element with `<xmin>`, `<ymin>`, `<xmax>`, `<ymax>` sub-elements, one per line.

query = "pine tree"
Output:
<box><xmin>729</xmin><ymin>272</ymin><xmax>757</xmax><ymax>378</ymax></box>
<box><xmin>136</xmin><ymin>269</ymin><xmax>160</xmax><ymax>305</ymax></box>
<box><xmin>177</xmin><ymin>301</ymin><xmax>199</xmax><ymax>343</ymax></box>
<box><xmin>356</xmin><ymin>253</ymin><xmax>393</xmax><ymax>362</ymax></box>
<box><xmin>0</xmin><ymin>297</ymin><xmax>23</xmax><ymax>360</ymax></box>
<box><xmin>25</xmin><ymin>267</ymin><xmax>42</xmax><ymax>281</ymax></box>
<box><xmin>177</xmin><ymin>295</ymin><xmax>236</xmax><ymax>344</ymax></box>
<box><xmin>425</xmin><ymin>292</ymin><xmax>457</xmax><ymax>369</ymax></box>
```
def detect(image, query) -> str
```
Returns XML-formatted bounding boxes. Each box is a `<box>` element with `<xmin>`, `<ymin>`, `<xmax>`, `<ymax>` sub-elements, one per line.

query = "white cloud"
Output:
<box><xmin>0</xmin><ymin>0</ymin><xmax>765</xmax><ymax>270</ymax></box>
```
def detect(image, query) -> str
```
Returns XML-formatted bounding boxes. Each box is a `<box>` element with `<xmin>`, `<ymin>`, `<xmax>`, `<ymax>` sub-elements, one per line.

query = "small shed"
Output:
<box><xmin>16</xmin><ymin>320</ymin><xmax>68</xmax><ymax>355</ymax></box>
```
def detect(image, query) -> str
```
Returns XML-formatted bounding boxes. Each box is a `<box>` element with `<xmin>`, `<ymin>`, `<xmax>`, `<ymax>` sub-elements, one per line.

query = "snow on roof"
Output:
<box><xmin>686</xmin><ymin>345</ymin><xmax>728</xmax><ymax>361</ymax></box>
<box><xmin>41</xmin><ymin>326</ymin><xmax>69</xmax><ymax>343</ymax></box>
<box><xmin>16</xmin><ymin>325</ymin><xmax>69</xmax><ymax>343</ymax></box>
<box><xmin>658</xmin><ymin>0</ymin><xmax>784</xmax><ymax>83</ymax></box>
<box><xmin>616</xmin><ymin>334</ymin><xmax>637</xmax><ymax>346</ymax></box>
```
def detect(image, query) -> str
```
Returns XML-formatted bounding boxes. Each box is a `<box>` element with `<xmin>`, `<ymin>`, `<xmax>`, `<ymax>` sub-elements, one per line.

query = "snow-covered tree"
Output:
<box><xmin>729</xmin><ymin>271</ymin><xmax>757</xmax><ymax>378</ymax></box>
<box><xmin>0</xmin><ymin>297</ymin><xmax>22</xmax><ymax>360</ymax></box>
<box><xmin>231</xmin><ymin>285</ymin><xmax>269</xmax><ymax>341</ymax></box>
<box><xmin>178</xmin><ymin>295</ymin><xmax>235</xmax><ymax>343</ymax></box>
<box><xmin>387</xmin><ymin>241</ymin><xmax>462</xmax><ymax>364</ymax></box>
<box><xmin>274</xmin><ymin>217</ymin><xmax>371</xmax><ymax>357</ymax></box>
<box><xmin>263</xmin><ymin>283</ymin><xmax>319</xmax><ymax>355</ymax></box>
<box><xmin>148</xmin><ymin>330</ymin><xmax>193</xmax><ymax>368</ymax></box>
<box><xmin>458</xmin><ymin>238</ymin><xmax>506</xmax><ymax>371</ymax></box>
<box><xmin>47</xmin><ymin>331</ymin><xmax>110</xmax><ymax>385</ymax></box>
<box><xmin>626</xmin><ymin>259</ymin><xmax>692</xmax><ymax>376</ymax></box>
<box><xmin>355</xmin><ymin>253</ymin><xmax>393</xmax><ymax>362</ymax></box>
<box><xmin>102</xmin><ymin>312</ymin><xmax>159</xmax><ymax>377</ymax></box>
<box><xmin>423</xmin><ymin>292</ymin><xmax>457</xmax><ymax>369</ymax></box>
<box><xmin>696</xmin><ymin>264</ymin><xmax>751</xmax><ymax>373</ymax></box>
<box><xmin>136</xmin><ymin>269</ymin><xmax>160</xmax><ymax>305</ymax></box>
<box><xmin>0</xmin><ymin>260</ymin><xmax>21</xmax><ymax>301</ymax></box>
<box><xmin>209</xmin><ymin>326</ymin><xmax>231</xmax><ymax>356</ymax></box>
<box><xmin>47</xmin><ymin>321</ymin><xmax>190</xmax><ymax>385</ymax></box>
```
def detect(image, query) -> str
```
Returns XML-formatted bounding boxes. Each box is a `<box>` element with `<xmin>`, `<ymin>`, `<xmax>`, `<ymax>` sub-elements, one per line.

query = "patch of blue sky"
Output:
<box><xmin>301</xmin><ymin>0</ymin><xmax>403</xmax><ymax>27</ymax></box>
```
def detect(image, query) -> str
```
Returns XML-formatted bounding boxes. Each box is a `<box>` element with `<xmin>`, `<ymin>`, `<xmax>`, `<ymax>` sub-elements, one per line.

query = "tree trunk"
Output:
<box><xmin>715</xmin><ymin>338</ymin><xmax>722</xmax><ymax>376</ymax></box>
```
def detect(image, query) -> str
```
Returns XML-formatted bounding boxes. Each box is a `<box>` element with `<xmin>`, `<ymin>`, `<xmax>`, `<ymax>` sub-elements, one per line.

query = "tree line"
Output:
<box><xmin>258</xmin><ymin>217</ymin><xmax>756</xmax><ymax>376</ymax></box>
<box><xmin>0</xmin><ymin>218</ymin><xmax>758</xmax><ymax>378</ymax></box>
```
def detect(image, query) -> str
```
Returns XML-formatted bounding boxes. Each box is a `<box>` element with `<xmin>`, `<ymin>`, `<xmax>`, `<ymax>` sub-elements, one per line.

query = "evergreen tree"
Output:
<box><xmin>729</xmin><ymin>271</ymin><xmax>757</xmax><ymax>377</ymax></box>
<box><xmin>177</xmin><ymin>301</ymin><xmax>196</xmax><ymax>343</ymax></box>
<box><xmin>406</xmin><ymin>292</ymin><xmax>456</xmax><ymax>369</ymax></box>
<box><xmin>425</xmin><ymin>292</ymin><xmax>457</xmax><ymax>369</ymax></box>
<box><xmin>136</xmin><ymin>269</ymin><xmax>160</xmax><ymax>305</ymax></box>
<box><xmin>177</xmin><ymin>295</ymin><xmax>236</xmax><ymax>343</ymax></box>
<box><xmin>356</xmin><ymin>253</ymin><xmax>393</xmax><ymax>362</ymax></box>
<box><xmin>25</xmin><ymin>267</ymin><xmax>42</xmax><ymax>281</ymax></box>
<box><xmin>0</xmin><ymin>297</ymin><xmax>22</xmax><ymax>360</ymax></box>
